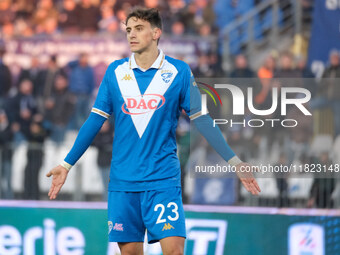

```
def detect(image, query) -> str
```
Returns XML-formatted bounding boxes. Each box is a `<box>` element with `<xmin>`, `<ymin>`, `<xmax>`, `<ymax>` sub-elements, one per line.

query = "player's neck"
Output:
<box><xmin>134</xmin><ymin>47</ymin><xmax>159</xmax><ymax>70</ymax></box>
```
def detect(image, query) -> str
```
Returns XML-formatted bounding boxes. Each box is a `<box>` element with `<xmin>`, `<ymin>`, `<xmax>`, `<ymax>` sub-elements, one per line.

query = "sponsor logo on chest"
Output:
<box><xmin>122</xmin><ymin>94</ymin><xmax>166</xmax><ymax>115</ymax></box>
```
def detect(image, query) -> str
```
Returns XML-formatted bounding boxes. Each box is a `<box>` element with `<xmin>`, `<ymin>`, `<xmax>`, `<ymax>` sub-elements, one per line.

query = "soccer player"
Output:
<box><xmin>47</xmin><ymin>7</ymin><xmax>261</xmax><ymax>255</ymax></box>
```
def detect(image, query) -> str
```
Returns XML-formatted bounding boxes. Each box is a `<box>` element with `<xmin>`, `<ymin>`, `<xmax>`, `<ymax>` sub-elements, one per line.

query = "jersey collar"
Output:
<box><xmin>129</xmin><ymin>49</ymin><xmax>165</xmax><ymax>71</ymax></box>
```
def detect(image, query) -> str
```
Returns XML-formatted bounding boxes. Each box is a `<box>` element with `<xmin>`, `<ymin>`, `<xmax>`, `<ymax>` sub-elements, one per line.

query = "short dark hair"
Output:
<box><xmin>125</xmin><ymin>7</ymin><xmax>162</xmax><ymax>30</ymax></box>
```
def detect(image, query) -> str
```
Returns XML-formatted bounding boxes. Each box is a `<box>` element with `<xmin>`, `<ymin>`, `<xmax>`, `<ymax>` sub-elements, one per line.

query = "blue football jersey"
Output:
<box><xmin>92</xmin><ymin>50</ymin><xmax>202</xmax><ymax>191</ymax></box>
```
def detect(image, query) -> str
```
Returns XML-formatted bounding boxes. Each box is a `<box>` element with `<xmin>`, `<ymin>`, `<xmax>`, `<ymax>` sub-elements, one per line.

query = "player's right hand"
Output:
<box><xmin>46</xmin><ymin>165</ymin><xmax>69</xmax><ymax>200</ymax></box>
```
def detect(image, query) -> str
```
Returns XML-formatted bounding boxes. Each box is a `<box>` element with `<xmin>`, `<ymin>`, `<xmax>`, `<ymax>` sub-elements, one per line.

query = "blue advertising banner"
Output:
<box><xmin>308</xmin><ymin>0</ymin><xmax>340</xmax><ymax>77</ymax></box>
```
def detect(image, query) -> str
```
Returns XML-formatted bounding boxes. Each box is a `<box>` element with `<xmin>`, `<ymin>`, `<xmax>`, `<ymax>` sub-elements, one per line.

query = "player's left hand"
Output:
<box><xmin>235</xmin><ymin>162</ymin><xmax>261</xmax><ymax>195</ymax></box>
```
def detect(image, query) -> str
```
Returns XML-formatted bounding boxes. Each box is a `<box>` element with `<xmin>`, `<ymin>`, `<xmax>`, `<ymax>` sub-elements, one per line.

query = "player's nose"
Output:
<box><xmin>129</xmin><ymin>30</ymin><xmax>137</xmax><ymax>39</ymax></box>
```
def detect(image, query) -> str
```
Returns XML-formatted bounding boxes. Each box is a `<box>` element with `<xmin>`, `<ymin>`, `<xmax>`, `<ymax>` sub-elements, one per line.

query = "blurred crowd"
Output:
<box><xmin>0</xmin><ymin>0</ymin><xmax>313</xmax><ymax>39</ymax></box>
<box><xmin>1</xmin><ymin>40</ymin><xmax>339</xmax><ymax>208</ymax></box>
<box><xmin>0</xmin><ymin>49</ymin><xmax>98</xmax><ymax>199</ymax></box>
<box><xmin>182</xmin><ymin>50</ymin><xmax>340</xmax><ymax>208</ymax></box>
<box><xmin>0</xmin><ymin>0</ymin><xmax>218</xmax><ymax>38</ymax></box>
<box><xmin>1</xmin><ymin>0</ymin><xmax>339</xmax><ymax>209</ymax></box>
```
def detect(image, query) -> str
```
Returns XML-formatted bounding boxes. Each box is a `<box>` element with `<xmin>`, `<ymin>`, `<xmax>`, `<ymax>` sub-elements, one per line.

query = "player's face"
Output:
<box><xmin>126</xmin><ymin>17</ymin><xmax>161</xmax><ymax>53</ymax></box>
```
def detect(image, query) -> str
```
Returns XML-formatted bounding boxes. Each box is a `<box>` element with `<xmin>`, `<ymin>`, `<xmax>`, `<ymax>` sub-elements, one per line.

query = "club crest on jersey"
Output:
<box><xmin>122</xmin><ymin>94</ymin><xmax>166</xmax><ymax>115</ymax></box>
<box><xmin>161</xmin><ymin>72</ymin><xmax>173</xmax><ymax>83</ymax></box>
<box><xmin>121</xmin><ymin>74</ymin><xmax>133</xmax><ymax>81</ymax></box>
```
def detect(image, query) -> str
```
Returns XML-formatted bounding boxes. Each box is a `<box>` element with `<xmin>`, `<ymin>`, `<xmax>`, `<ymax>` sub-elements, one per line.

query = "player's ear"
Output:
<box><xmin>153</xmin><ymin>27</ymin><xmax>162</xmax><ymax>42</ymax></box>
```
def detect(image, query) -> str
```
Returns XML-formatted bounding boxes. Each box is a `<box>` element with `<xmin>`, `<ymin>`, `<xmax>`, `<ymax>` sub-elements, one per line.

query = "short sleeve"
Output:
<box><xmin>92</xmin><ymin>64</ymin><xmax>113</xmax><ymax>118</ymax></box>
<box><xmin>180</xmin><ymin>65</ymin><xmax>202</xmax><ymax>120</ymax></box>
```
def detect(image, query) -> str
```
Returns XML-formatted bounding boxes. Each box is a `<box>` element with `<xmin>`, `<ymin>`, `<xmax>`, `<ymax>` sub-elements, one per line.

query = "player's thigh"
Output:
<box><xmin>108</xmin><ymin>191</ymin><xmax>145</xmax><ymax>243</ymax></box>
<box><xmin>118</xmin><ymin>242</ymin><xmax>144</xmax><ymax>255</ymax></box>
<box><xmin>142</xmin><ymin>187</ymin><xmax>186</xmax><ymax>244</ymax></box>
<box><xmin>159</xmin><ymin>236</ymin><xmax>185</xmax><ymax>255</ymax></box>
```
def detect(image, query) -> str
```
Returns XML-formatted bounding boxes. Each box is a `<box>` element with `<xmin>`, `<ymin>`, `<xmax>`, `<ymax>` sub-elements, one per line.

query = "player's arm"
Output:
<box><xmin>47</xmin><ymin>64</ymin><xmax>114</xmax><ymax>200</ymax></box>
<box><xmin>191</xmin><ymin>114</ymin><xmax>261</xmax><ymax>195</ymax></box>
<box><xmin>181</xmin><ymin>65</ymin><xmax>261</xmax><ymax>195</ymax></box>
<box><xmin>47</xmin><ymin>113</ymin><xmax>107</xmax><ymax>199</ymax></box>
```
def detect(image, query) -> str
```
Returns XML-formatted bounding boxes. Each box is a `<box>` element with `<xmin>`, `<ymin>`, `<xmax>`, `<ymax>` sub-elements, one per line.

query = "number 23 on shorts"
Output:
<box><xmin>154</xmin><ymin>202</ymin><xmax>179</xmax><ymax>224</ymax></box>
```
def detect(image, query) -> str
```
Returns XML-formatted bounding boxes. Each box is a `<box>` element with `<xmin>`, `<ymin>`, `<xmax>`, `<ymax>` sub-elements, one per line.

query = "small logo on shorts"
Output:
<box><xmin>113</xmin><ymin>223</ymin><xmax>124</xmax><ymax>231</ymax></box>
<box><xmin>162</xmin><ymin>223</ymin><xmax>174</xmax><ymax>231</ymax></box>
<box><xmin>108</xmin><ymin>221</ymin><xmax>113</xmax><ymax>234</ymax></box>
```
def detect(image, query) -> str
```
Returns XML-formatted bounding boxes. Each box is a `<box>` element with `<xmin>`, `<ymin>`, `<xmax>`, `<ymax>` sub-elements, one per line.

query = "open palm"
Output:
<box><xmin>46</xmin><ymin>166</ymin><xmax>69</xmax><ymax>200</ymax></box>
<box><xmin>235</xmin><ymin>162</ymin><xmax>261</xmax><ymax>195</ymax></box>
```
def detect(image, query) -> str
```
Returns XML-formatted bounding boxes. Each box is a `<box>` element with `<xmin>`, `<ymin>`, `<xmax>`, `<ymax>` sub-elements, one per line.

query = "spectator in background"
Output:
<box><xmin>311</xmin><ymin>50</ymin><xmax>340</xmax><ymax>137</ymax></box>
<box><xmin>8</xmin><ymin>79</ymin><xmax>38</xmax><ymax>142</ymax></box>
<box><xmin>256</xmin><ymin>55</ymin><xmax>276</xmax><ymax>107</ymax></box>
<box><xmin>98</xmin><ymin>2</ymin><xmax>119</xmax><ymax>33</ymax></box>
<box><xmin>322</xmin><ymin>50</ymin><xmax>340</xmax><ymax>136</ymax></box>
<box><xmin>12</xmin><ymin>0</ymin><xmax>35</xmax><ymax>19</ymax></box>
<box><xmin>308</xmin><ymin>151</ymin><xmax>335</xmax><ymax>208</ymax></box>
<box><xmin>144</xmin><ymin>0</ymin><xmax>159</xmax><ymax>8</ymax></box>
<box><xmin>165</xmin><ymin>0</ymin><xmax>186</xmax><ymax>34</ymax></box>
<box><xmin>182</xmin><ymin>3</ymin><xmax>198</xmax><ymax>34</ymax></box>
<box><xmin>0</xmin><ymin>0</ymin><xmax>15</xmax><ymax>26</ymax></box>
<box><xmin>1</xmin><ymin>21</ymin><xmax>15</xmax><ymax>38</ymax></box>
<box><xmin>13</xmin><ymin>18</ymin><xmax>34</xmax><ymax>37</ymax></box>
<box><xmin>286</xmin><ymin>103</ymin><xmax>312</xmax><ymax>164</ymax></box>
<box><xmin>0</xmin><ymin>45</ymin><xmax>12</xmax><ymax>100</ymax></box>
<box><xmin>44</xmin><ymin>74</ymin><xmax>75</xmax><ymax>145</ymax></box>
<box><xmin>115</xmin><ymin>0</ymin><xmax>142</xmax><ymax>11</ymax></box>
<box><xmin>33</xmin><ymin>0</ymin><xmax>58</xmax><ymax>34</ymax></box>
<box><xmin>296</xmin><ymin>55</ymin><xmax>316</xmax><ymax>97</ymax></box>
<box><xmin>144</xmin><ymin>0</ymin><xmax>171</xmax><ymax>32</ymax></box>
<box><xmin>272</xmin><ymin>51</ymin><xmax>302</xmax><ymax>115</ymax></box>
<box><xmin>115</xmin><ymin>2</ymin><xmax>133</xmax><ymax>32</ymax></box>
<box><xmin>92</xmin><ymin>120</ymin><xmax>113</xmax><ymax>201</ymax></box>
<box><xmin>275</xmin><ymin>153</ymin><xmax>289</xmax><ymax>207</ymax></box>
<box><xmin>183</xmin><ymin>0</ymin><xmax>215</xmax><ymax>35</ymax></box>
<box><xmin>195</xmin><ymin>0</ymin><xmax>215</xmax><ymax>28</ymax></box>
<box><xmin>59</xmin><ymin>0</ymin><xmax>79</xmax><ymax>33</ymax></box>
<box><xmin>67</xmin><ymin>53</ymin><xmax>95</xmax><ymax>129</ymax></box>
<box><xmin>0</xmin><ymin>108</ymin><xmax>15</xmax><ymax>199</ymax></box>
<box><xmin>171</xmin><ymin>20</ymin><xmax>185</xmax><ymax>36</ymax></box>
<box><xmin>43</xmin><ymin>16</ymin><xmax>59</xmax><ymax>35</ymax></box>
<box><xmin>76</xmin><ymin>0</ymin><xmax>101</xmax><ymax>33</ymax></box>
<box><xmin>168</xmin><ymin>0</ymin><xmax>186</xmax><ymax>15</ymax></box>
<box><xmin>16</xmin><ymin>56</ymin><xmax>45</xmax><ymax>97</ymax></box>
<box><xmin>229</xmin><ymin>54</ymin><xmax>261</xmax><ymax>159</ymax></box>
<box><xmin>198</xmin><ymin>22</ymin><xmax>212</xmax><ymax>37</ymax></box>
<box><xmin>321</xmin><ymin>50</ymin><xmax>340</xmax><ymax>93</ymax></box>
<box><xmin>297</xmin><ymin>55</ymin><xmax>314</xmax><ymax>79</ymax></box>
<box><xmin>230</xmin><ymin>54</ymin><xmax>255</xmax><ymax>78</ymax></box>
<box><xmin>23</xmin><ymin>114</ymin><xmax>49</xmax><ymax>200</ymax></box>
<box><xmin>39</xmin><ymin>55</ymin><xmax>66</xmax><ymax>112</ymax></box>
<box><xmin>274</xmin><ymin>51</ymin><xmax>302</xmax><ymax>78</ymax></box>
<box><xmin>265</xmin><ymin>52</ymin><xmax>302</xmax><ymax>153</ymax></box>
<box><xmin>209</xmin><ymin>51</ymin><xmax>224</xmax><ymax>77</ymax></box>
<box><xmin>192</xmin><ymin>54</ymin><xmax>214</xmax><ymax>77</ymax></box>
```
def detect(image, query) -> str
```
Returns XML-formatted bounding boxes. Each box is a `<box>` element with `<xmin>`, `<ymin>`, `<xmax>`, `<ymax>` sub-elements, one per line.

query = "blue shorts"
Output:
<box><xmin>107</xmin><ymin>187</ymin><xmax>186</xmax><ymax>244</ymax></box>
